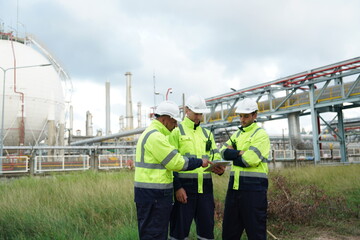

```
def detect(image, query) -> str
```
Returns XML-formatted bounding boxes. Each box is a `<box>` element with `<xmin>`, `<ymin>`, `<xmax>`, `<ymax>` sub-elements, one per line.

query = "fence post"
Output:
<box><xmin>89</xmin><ymin>149</ymin><xmax>98</xmax><ymax>171</ymax></box>
<box><xmin>29</xmin><ymin>152</ymin><xmax>35</xmax><ymax>175</ymax></box>
<box><xmin>270</xmin><ymin>150</ymin><xmax>276</xmax><ymax>169</ymax></box>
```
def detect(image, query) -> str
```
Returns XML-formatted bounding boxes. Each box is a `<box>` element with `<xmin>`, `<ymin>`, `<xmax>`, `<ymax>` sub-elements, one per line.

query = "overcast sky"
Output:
<box><xmin>1</xmin><ymin>0</ymin><xmax>360</xmax><ymax>135</ymax></box>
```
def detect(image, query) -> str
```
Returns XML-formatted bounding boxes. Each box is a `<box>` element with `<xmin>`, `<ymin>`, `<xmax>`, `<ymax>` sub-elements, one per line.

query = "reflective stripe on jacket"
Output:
<box><xmin>220</xmin><ymin>122</ymin><xmax>270</xmax><ymax>191</ymax></box>
<box><xmin>169</xmin><ymin>117</ymin><xmax>221</xmax><ymax>193</ymax></box>
<box><xmin>134</xmin><ymin>120</ymin><xmax>190</xmax><ymax>193</ymax></box>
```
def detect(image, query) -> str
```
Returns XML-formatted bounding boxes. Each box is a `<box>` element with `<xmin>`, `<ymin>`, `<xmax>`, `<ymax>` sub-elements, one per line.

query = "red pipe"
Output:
<box><xmin>206</xmin><ymin>59</ymin><xmax>360</xmax><ymax>103</ymax></box>
<box><xmin>284</xmin><ymin>64</ymin><xmax>360</xmax><ymax>86</ymax></box>
<box><xmin>9</xmin><ymin>34</ymin><xmax>26</xmax><ymax>146</ymax></box>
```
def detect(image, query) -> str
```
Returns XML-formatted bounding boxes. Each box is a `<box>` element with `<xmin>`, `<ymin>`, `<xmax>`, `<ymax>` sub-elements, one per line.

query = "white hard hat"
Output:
<box><xmin>186</xmin><ymin>95</ymin><xmax>210</xmax><ymax>114</ymax></box>
<box><xmin>235</xmin><ymin>98</ymin><xmax>258</xmax><ymax>114</ymax></box>
<box><xmin>155</xmin><ymin>100</ymin><xmax>181</xmax><ymax>121</ymax></box>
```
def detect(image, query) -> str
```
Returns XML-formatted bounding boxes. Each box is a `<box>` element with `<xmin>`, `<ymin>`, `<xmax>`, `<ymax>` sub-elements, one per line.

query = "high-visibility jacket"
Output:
<box><xmin>220</xmin><ymin>122</ymin><xmax>270</xmax><ymax>191</ymax></box>
<box><xmin>134</xmin><ymin>120</ymin><xmax>201</xmax><ymax>203</ymax></box>
<box><xmin>169</xmin><ymin>117</ymin><xmax>221</xmax><ymax>194</ymax></box>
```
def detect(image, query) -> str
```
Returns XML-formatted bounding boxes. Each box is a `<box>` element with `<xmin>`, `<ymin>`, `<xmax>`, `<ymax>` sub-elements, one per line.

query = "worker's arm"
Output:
<box><xmin>223</xmin><ymin>148</ymin><xmax>248</xmax><ymax>167</ymax></box>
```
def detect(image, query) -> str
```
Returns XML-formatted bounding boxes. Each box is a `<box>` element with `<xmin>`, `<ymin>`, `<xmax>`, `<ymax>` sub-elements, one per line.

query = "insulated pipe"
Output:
<box><xmin>119</xmin><ymin>115</ymin><xmax>124</xmax><ymax>131</ymax></box>
<box><xmin>125</xmin><ymin>72</ymin><xmax>133</xmax><ymax>130</ymax></box>
<box><xmin>69</xmin><ymin>105</ymin><xmax>73</xmax><ymax>136</ymax></box>
<box><xmin>287</xmin><ymin>112</ymin><xmax>303</xmax><ymax>149</ymax></box>
<box><xmin>105</xmin><ymin>81</ymin><xmax>110</xmax><ymax>135</ymax></box>
<box><xmin>137</xmin><ymin>102</ymin><xmax>142</xmax><ymax>128</ymax></box>
<box><xmin>71</xmin><ymin>127</ymin><xmax>146</xmax><ymax>146</ymax></box>
<box><xmin>86</xmin><ymin>111</ymin><xmax>93</xmax><ymax>136</ymax></box>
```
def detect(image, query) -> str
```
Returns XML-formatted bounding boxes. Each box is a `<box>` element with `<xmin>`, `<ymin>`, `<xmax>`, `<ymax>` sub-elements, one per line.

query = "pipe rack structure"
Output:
<box><xmin>203</xmin><ymin>57</ymin><xmax>360</xmax><ymax>163</ymax></box>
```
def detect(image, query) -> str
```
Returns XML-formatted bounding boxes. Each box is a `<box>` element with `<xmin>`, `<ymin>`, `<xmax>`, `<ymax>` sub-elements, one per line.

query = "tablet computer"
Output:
<box><xmin>204</xmin><ymin>160</ymin><xmax>232</xmax><ymax>172</ymax></box>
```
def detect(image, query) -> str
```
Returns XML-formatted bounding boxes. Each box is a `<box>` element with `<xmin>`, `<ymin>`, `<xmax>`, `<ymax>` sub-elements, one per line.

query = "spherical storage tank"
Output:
<box><xmin>0</xmin><ymin>39</ymin><xmax>65</xmax><ymax>146</ymax></box>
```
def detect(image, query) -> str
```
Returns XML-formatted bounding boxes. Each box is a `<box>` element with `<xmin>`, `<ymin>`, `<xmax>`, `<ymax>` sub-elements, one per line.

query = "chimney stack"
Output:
<box><xmin>125</xmin><ymin>72</ymin><xmax>134</xmax><ymax>130</ymax></box>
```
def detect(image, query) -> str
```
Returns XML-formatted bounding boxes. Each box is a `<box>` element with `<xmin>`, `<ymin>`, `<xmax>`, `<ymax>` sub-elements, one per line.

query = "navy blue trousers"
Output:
<box><xmin>136</xmin><ymin>201</ymin><xmax>173</xmax><ymax>240</ymax></box>
<box><xmin>169</xmin><ymin>192</ymin><xmax>215</xmax><ymax>240</ymax></box>
<box><xmin>222</xmin><ymin>189</ymin><xmax>267</xmax><ymax>240</ymax></box>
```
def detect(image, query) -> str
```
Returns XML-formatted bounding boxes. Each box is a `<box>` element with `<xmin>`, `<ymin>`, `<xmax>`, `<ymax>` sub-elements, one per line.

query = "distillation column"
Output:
<box><xmin>105</xmin><ymin>81</ymin><xmax>111</xmax><ymax>135</ymax></box>
<box><xmin>125</xmin><ymin>72</ymin><xmax>134</xmax><ymax>130</ymax></box>
<box><xmin>86</xmin><ymin>111</ymin><xmax>93</xmax><ymax>136</ymax></box>
<box><xmin>137</xmin><ymin>101</ymin><xmax>142</xmax><ymax>128</ymax></box>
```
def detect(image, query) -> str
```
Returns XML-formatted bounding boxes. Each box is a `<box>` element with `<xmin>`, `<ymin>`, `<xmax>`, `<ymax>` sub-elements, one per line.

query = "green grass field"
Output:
<box><xmin>0</xmin><ymin>164</ymin><xmax>359</xmax><ymax>239</ymax></box>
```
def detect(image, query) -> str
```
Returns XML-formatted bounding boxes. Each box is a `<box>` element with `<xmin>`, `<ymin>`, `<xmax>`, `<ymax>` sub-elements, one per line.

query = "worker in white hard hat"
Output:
<box><xmin>168</xmin><ymin>95</ymin><xmax>225</xmax><ymax>240</ymax></box>
<box><xmin>220</xmin><ymin>98</ymin><xmax>270</xmax><ymax>240</ymax></box>
<box><xmin>134</xmin><ymin>100</ymin><xmax>212</xmax><ymax>240</ymax></box>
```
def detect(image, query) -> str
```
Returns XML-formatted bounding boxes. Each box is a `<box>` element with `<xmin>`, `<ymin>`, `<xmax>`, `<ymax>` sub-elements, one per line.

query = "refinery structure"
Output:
<box><xmin>1</xmin><ymin>27</ymin><xmax>360</xmax><ymax>176</ymax></box>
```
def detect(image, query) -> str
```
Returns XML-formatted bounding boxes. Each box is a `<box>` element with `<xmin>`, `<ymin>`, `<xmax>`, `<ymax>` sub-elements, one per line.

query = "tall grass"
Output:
<box><xmin>0</xmin><ymin>170</ymin><xmax>137</xmax><ymax>239</ymax></box>
<box><xmin>0</xmin><ymin>165</ymin><xmax>359</xmax><ymax>239</ymax></box>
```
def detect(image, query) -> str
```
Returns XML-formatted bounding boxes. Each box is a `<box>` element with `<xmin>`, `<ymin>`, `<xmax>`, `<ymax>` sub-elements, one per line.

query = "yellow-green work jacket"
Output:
<box><xmin>220</xmin><ymin>122</ymin><xmax>270</xmax><ymax>191</ymax></box>
<box><xmin>134</xmin><ymin>120</ymin><xmax>202</xmax><ymax>203</ymax></box>
<box><xmin>169</xmin><ymin>117</ymin><xmax>221</xmax><ymax>194</ymax></box>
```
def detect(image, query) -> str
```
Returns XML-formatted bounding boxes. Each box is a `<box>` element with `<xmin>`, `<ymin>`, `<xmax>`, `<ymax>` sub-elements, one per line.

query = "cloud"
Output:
<box><xmin>1</xmin><ymin>0</ymin><xmax>360</xmax><ymax>135</ymax></box>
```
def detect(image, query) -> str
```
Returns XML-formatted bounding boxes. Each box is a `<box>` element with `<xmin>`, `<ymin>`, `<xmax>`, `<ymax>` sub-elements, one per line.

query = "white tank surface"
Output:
<box><xmin>0</xmin><ymin>39</ymin><xmax>65</xmax><ymax>146</ymax></box>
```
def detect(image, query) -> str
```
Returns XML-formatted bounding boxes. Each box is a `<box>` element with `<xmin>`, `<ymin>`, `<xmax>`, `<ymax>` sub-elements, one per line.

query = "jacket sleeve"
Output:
<box><xmin>146</xmin><ymin>131</ymin><xmax>189</xmax><ymax>171</ymax></box>
<box><xmin>241</xmin><ymin>129</ymin><xmax>270</xmax><ymax>167</ymax></box>
<box><xmin>168</xmin><ymin>126</ymin><xmax>204</xmax><ymax>171</ymax></box>
<box><xmin>223</xmin><ymin>148</ymin><xmax>248</xmax><ymax>167</ymax></box>
<box><xmin>220</xmin><ymin>131</ymin><xmax>238</xmax><ymax>159</ymax></box>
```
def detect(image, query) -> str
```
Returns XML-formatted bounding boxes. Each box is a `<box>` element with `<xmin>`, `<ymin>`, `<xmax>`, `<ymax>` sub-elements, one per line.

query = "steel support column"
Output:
<box><xmin>336</xmin><ymin>107</ymin><xmax>347</xmax><ymax>162</ymax></box>
<box><xmin>309</xmin><ymin>85</ymin><xmax>321</xmax><ymax>163</ymax></box>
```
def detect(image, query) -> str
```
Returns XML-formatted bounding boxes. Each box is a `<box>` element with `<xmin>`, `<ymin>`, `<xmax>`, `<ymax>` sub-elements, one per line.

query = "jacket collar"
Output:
<box><xmin>152</xmin><ymin>119</ymin><xmax>171</xmax><ymax>136</ymax></box>
<box><xmin>241</xmin><ymin>122</ymin><xmax>258</xmax><ymax>132</ymax></box>
<box><xmin>182</xmin><ymin>116</ymin><xmax>200</xmax><ymax>130</ymax></box>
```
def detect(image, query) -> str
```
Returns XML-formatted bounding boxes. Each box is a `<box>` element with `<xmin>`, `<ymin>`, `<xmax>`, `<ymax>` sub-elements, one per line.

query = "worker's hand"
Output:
<box><xmin>212</xmin><ymin>165</ymin><xmax>225</xmax><ymax>175</ymax></box>
<box><xmin>201</xmin><ymin>159</ymin><xmax>212</xmax><ymax>167</ymax></box>
<box><xmin>175</xmin><ymin>188</ymin><xmax>187</xmax><ymax>204</ymax></box>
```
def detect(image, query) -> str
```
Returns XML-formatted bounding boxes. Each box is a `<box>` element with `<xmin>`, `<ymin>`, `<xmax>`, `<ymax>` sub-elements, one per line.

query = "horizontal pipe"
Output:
<box><xmin>70</xmin><ymin>127</ymin><xmax>146</xmax><ymax>146</ymax></box>
<box><xmin>3</xmin><ymin>145</ymin><xmax>136</xmax><ymax>150</ymax></box>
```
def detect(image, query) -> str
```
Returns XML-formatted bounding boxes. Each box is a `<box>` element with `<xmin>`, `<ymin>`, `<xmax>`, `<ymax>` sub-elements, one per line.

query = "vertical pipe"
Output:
<box><xmin>137</xmin><ymin>102</ymin><xmax>142</xmax><ymax>128</ymax></box>
<box><xmin>47</xmin><ymin>119</ymin><xmax>55</xmax><ymax>156</ymax></box>
<box><xmin>59</xmin><ymin>108</ymin><xmax>65</xmax><ymax>145</ymax></box>
<box><xmin>125</xmin><ymin>72</ymin><xmax>133</xmax><ymax>130</ymax></box>
<box><xmin>9</xmin><ymin>34</ymin><xmax>26</xmax><ymax>147</ymax></box>
<box><xmin>58</xmin><ymin>123</ymin><xmax>64</xmax><ymax>155</ymax></box>
<box><xmin>119</xmin><ymin>115</ymin><xmax>124</xmax><ymax>131</ymax></box>
<box><xmin>288</xmin><ymin>112</ymin><xmax>302</xmax><ymax>149</ymax></box>
<box><xmin>337</xmin><ymin>107</ymin><xmax>347</xmax><ymax>162</ymax></box>
<box><xmin>105</xmin><ymin>81</ymin><xmax>111</xmax><ymax>135</ymax></box>
<box><xmin>309</xmin><ymin>85</ymin><xmax>320</xmax><ymax>163</ymax></box>
<box><xmin>86</xmin><ymin>111</ymin><xmax>93</xmax><ymax>136</ymax></box>
<box><xmin>69</xmin><ymin>105</ymin><xmax>73</xmax><ymax>136</ymax></box>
